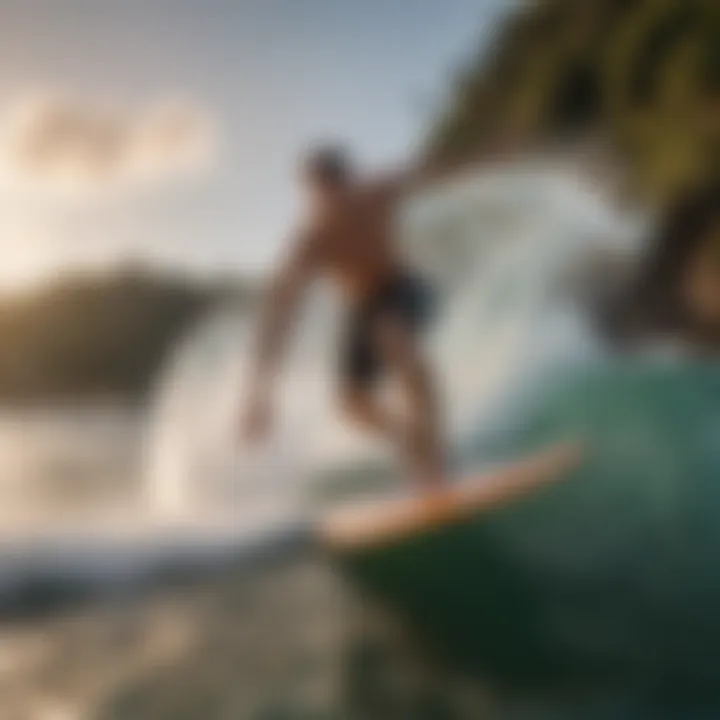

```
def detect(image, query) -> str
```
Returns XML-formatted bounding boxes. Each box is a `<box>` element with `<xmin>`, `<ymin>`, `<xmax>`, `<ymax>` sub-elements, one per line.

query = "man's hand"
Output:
<box><xmin>241</xmin><ymin>228</ymin><xmax>317</xmax><ymax>447</ymax></box>
<box><xmin>241</xmin><ymin>388</ymin><xmax>274</xmax><ymax>445</ymax></box>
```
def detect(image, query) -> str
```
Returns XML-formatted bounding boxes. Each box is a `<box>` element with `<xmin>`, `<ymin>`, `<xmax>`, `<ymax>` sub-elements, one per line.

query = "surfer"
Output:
<box><xmin>241</xmin><ymin>145</ymin><xmax>469</xmax><ymax>488</ymax></box>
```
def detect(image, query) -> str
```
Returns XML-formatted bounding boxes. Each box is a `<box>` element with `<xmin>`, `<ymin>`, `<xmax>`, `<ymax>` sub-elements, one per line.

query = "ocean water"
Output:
<box><xmin>5</xmin><ymin>160</ymin><xmax>716</xmax><ymax>718</ymax></box>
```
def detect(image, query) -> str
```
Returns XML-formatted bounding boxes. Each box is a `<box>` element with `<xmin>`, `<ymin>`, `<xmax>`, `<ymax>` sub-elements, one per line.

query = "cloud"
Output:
<box><xmin>0</xmin><ymin>92</ymin><xmax>216</xmax><ymax>197</ymax></box>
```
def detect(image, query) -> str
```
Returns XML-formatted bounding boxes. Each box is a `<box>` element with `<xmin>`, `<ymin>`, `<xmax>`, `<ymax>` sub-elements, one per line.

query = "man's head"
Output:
<box><xmin>301</xmin><ymin>144</ymin><xmax>353</xmax><ymax>201</ymax></box>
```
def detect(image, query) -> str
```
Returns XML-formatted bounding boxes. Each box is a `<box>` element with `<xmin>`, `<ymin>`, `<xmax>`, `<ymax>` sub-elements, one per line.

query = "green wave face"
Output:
<box><xmin>339</xmin><ymin>360</ymin><xmax>720</xmax><ymax>690</ymax></box>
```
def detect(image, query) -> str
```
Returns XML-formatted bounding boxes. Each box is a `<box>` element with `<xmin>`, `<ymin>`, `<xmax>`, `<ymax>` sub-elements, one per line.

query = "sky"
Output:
<box><xmin>0</xmin><ymin>0</ymin><xmax>509</xmax><ymax>289</ymax></box>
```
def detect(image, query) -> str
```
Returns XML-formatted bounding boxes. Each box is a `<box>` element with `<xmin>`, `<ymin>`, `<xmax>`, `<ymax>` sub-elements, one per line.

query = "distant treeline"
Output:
<box><xmin>0</xmin><ymin>269</ymin><xmax>256</xmax><ymax>403</ymax></box>
<box><xmin>427</xmin><ymin>0</ymin><xmax>719</xmax><ymax>201</ymax></box>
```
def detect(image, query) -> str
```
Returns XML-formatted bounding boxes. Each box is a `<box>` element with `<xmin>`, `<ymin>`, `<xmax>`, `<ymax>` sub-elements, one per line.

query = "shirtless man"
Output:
<box><xmin>242</xmin><ymin>145</ymin><xmax>446</xmax><ymax>487</ymax></box>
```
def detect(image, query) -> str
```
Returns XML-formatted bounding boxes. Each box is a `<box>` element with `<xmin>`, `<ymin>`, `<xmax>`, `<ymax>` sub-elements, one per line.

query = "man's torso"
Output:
<box><xmin>308</xmin><ymin>183</ymin><xmax>402</xmax><ymax>300</ymax></box>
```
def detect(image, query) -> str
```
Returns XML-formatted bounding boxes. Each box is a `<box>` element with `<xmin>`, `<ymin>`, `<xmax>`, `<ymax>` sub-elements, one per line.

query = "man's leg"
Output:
<box><xmin>341</xmin><ymin>382</ymin><xmax>442</xmax><ymax>489</ymax></box>
<box><xmin>339</xmin><ymin>304</ymin><xmax>407</xmax><ymax>448</ymax></box>
<box><xmin>340</xmin><ymin>386</ymin><xmax>403</xmax><ymax>443</ymax></box>
<box><xmin>373</xmin><ymin>317</ymin><xmax>445</xmax><ymax>488</ymax></box>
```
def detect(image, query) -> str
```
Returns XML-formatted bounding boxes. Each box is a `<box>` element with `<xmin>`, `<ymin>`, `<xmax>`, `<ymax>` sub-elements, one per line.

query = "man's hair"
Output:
<box><xmin>303</xmin><ymin>144</ymin><xmax>352</xmax><ymax>186</ymax></box>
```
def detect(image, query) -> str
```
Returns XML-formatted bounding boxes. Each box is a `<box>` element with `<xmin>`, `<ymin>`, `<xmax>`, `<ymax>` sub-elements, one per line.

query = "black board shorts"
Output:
<box><xmin>341</xmin><ymin>270</ymin><xmax>436</xmax><ymax>389</ymax></box>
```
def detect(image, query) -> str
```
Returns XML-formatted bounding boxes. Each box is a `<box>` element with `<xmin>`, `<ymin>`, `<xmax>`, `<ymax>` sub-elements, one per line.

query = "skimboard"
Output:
<box><xmin>319</xmin><ymin>442</ymin><xmax>584</xmax><ymax>552</ymax></box>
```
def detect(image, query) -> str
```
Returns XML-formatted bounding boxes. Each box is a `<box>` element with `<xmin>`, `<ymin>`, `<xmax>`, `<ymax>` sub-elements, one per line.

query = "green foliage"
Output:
<box><xmin>0</xmin><ymin>269</ymin><xmax>254</xmax><ymax>403</ymax></box>
<box><xmin>428</xmin><ymin>0</ymin><xmax>719</xmax><ymax>201</ymax></box>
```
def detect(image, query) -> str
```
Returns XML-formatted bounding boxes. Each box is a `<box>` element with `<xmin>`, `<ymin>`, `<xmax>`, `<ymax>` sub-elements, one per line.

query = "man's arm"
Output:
<box><xmin>243</xmin><ymin>231</ymin><xmax>318</xmax><ymax>441</ymax></box>
<box><xmin>374</xmin><ymin>135</ymin><xmax>520</xmax><ymax>202</ymax></box>
<box><xmin>255</xmin><ymin>235</ymin><xmax>317</xmax><ymax>373</ymax></box>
